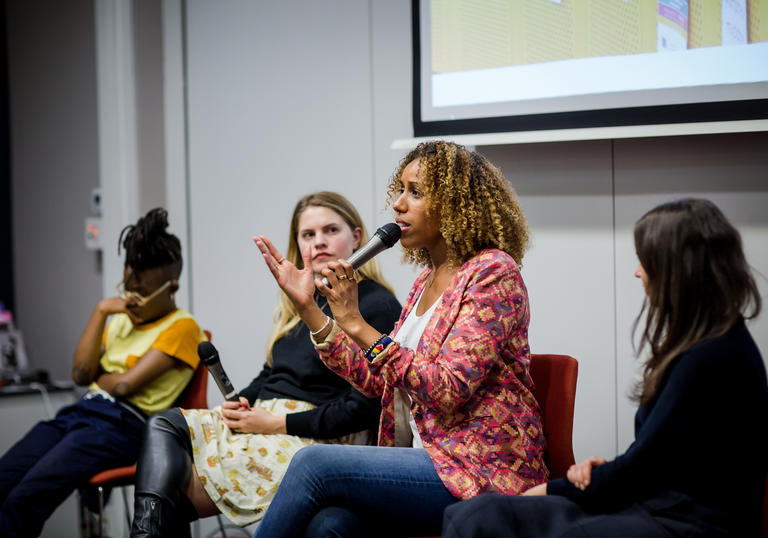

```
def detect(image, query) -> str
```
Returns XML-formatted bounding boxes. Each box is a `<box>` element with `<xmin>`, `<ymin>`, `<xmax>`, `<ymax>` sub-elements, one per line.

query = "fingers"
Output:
<box><xmin>259</xmin><ymin>235</ymin><xmax>283</xmax><ymax>260</ymax></box>
<box><xmin>566</xmin><ymin>456</ymin><xmax>606</xmax><ymax>491</ymax></box>
<box><xmin>566</xmin><ymin>462</ymin><xmax>590</xmax><ymax>490</ymax></box>
<box><xmin>222</xmin><ymin>411</ymin><xmax>246</xmax><ymax>434</ymax></box>
<box><xmin>221</xmin><ymin>416</ymin><xmax>236</xmax><ymax>430</ymax></box>
<box><xmin>319</xmin><ymin>260</ymin><xmax>357</xmax><ymax>287</ymax></box>
<box><xmin>222</xmin><ymin>407</ymin><xmax>247</xmax><ymax>421</ymax></box>
<box><xmin>336</xmin><ymin>260</ymin><xmax>355</xmax><ymax>281</ymax></box>
<box><xmin>300</xmin><ymin>245</ymin><xmax>312</xmax><ymax>273</ymax></box>
<box><xmin>253</xmin><ymin>236</ymin><xmax>287</xmax><ymax>275</ymax></box>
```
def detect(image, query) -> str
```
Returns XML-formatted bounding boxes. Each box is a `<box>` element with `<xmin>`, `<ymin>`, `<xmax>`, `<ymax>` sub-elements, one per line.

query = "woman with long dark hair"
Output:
<box><xmin>443</xmin><ymin>198</ymin><xmax>767</xmax><ymax>538</ymax></box>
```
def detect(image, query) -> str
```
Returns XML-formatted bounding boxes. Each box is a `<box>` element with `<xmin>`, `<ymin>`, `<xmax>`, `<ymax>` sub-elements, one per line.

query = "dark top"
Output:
<box><xmin>548</xmin><ymin>320</ymin><xmax>768</xmax><ymax>536</ymax></box>
<box><xmin>239</xmin><ymin>279</ymin><xmax>401</xmax><ymax>440</ymax></box>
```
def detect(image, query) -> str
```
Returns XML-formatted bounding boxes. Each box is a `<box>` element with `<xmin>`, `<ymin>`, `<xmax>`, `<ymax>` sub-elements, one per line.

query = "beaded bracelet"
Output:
<box><xmin>364</xmin><ymin>334</ymin><xmax>393</xmax><ymax>361</ymax></box>
<box><xmin>310</xmin><ymin>315</ymin><xmax>332</xmax><ymax>337</ymax></box>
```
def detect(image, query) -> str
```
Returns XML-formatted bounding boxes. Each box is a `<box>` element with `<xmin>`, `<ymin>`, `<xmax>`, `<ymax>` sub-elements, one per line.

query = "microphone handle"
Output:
<box><xmin>205</xmin><ymin>361</ymin><xmax>240</xmax><ymax>401</ymax></box>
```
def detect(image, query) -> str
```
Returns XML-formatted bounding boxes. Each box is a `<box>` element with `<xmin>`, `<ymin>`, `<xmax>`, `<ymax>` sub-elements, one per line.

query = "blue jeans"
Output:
<box><xmin>253</xmin><ymin>444</ymin><xmax>458</xmax><ymax>538</ymax></box>
<box><xmin>0</xmin><ymin>396</ymin><xmax>145</xmax><ymax>537</ymax></box>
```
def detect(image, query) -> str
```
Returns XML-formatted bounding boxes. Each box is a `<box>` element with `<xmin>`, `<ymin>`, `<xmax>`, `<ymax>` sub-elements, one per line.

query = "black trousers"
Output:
<box><xmin>442</xmin><ymin>492</ymin><xmax>723</xmax><ymax>538</ymax></box>
<box><xmin>0</xmin><ymin>396</ymin><xmax>145</xmax><ymax>537</ymax></box>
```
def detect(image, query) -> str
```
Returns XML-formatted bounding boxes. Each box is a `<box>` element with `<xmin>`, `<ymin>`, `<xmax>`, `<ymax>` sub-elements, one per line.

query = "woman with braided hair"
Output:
<box><xmin>252</xmin><ymin>141</ymin><xmax>546</xmax><ymax>537</ymax></box>
<box><xmin>0</xmin><ymin>208</ymin><xmax>206</xmax><ymax>538</ymax></box>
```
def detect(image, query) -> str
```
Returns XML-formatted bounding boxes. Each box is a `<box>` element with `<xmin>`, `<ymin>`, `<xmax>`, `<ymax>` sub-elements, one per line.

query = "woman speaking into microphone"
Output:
<box><xmin>253</xmin><ymin>141</ymin><xmax>547</xmax><ymax>537</ymax></box>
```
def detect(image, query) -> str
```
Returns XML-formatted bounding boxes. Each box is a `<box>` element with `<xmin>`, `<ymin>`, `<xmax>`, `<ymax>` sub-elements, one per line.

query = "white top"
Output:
<box><xmin>392</xmin><ymin>288</ymin><xmax>441</xmax><ymax>448</ymax></box>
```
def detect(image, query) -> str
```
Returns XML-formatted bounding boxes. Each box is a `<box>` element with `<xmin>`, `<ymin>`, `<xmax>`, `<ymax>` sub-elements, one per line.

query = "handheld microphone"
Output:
<box><xmin>320</xmin><ymin>223</ymin><xmax>402</xmax><ymax>287</ymax></box>
<box><xmin>197</xmin><ymin>341</ymin><xmax>239</xmax><ymax>402</ymax></box>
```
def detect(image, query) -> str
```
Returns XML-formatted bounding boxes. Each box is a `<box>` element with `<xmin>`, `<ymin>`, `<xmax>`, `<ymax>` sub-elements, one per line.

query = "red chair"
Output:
<box><xmin>409</xmin><ymin>353</ymin><xmax>579</xmax><ymax>538</ymax></box>
<box><xmin>81</xmin><ymin>331</ymin><xmax>211</xmax><ymax>538</ymax></box>
<box><xmin>528</xmin><ymin>353</ymin><xmax>578</xmax><ymax>480</ymax></box>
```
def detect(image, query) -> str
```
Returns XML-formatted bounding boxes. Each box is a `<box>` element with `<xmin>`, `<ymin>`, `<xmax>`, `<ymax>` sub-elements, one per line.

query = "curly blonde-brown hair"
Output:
<box><xmin>387</xmin><ymin>141</ymin><xmax>529</xmax><ymax>268</ymax></box>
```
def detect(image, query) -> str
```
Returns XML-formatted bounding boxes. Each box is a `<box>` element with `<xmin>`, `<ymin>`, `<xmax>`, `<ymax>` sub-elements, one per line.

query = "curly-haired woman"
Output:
<box><xmin>252</xmin><ymin>141</ymin><xmax>547</xmax><ymax>537</ymax></box>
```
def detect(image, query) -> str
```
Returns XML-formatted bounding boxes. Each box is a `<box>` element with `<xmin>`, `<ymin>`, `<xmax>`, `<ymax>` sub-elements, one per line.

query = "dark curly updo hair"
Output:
<box><xmin>118</xmin><ymin>208</ymin><xmax>182</xmax><ymax>278</ymax></box>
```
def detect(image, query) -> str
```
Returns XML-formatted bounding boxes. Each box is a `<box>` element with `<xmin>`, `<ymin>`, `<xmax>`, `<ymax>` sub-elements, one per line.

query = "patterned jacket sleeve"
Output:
<box><xmin>283</xmin><ymin>282</ymin><xmax>401</xmax><ymax>438</ymax></box>
<box><xmin>318</xmin><ymin>251</ymin><xmax>528</xmax><ymax>414</ymax></box>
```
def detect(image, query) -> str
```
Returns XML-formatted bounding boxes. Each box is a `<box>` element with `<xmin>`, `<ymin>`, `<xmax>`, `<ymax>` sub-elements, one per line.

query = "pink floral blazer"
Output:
<box><xmin>316</xmin><ymin>249</ymin><xmax>548</xmax><ymax>499</ymax></box>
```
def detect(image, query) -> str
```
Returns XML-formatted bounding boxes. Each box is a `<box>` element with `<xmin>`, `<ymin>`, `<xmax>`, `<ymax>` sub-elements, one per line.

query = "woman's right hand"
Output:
<box><xmin>253</xmin><ymin>235</ymin><xmax>316</xmax><ymax>309</ymax></box>
<box><xmin>97</xmin><ymin>296</ymin><xmax>142</xmax><ymax>325</ymax></box>
<box><xmin>566</xmin><ymin>455</ymin><xmax>606</xmax><ymax>491</ymax></box>
<box><xmin>73</xmin><ymin>296</ymin><xmax>139</xmax><ymax>385</ymax></box>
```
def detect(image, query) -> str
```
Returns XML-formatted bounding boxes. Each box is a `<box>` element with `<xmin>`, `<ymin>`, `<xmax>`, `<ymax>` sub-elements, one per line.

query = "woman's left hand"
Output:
<box><xmin>221</xmin><ymin>399</ymin><xmax>287</xmax><ymax>435</ymax></box>
<box><xmin>316</xmin><ymin>259</ymin><xmax>365</xmax><ymax>334</ymax></box>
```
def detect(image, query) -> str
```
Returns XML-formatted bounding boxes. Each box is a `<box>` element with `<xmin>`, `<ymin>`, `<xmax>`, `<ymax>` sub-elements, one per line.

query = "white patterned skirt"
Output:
<box><xmin>182</xmin><ymin>398</ymin><xmax>372</xmax><ymax>527</ymax></box>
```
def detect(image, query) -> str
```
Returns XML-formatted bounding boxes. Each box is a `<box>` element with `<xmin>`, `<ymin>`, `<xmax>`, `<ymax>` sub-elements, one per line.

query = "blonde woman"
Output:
<box><xmin>130</xmin><ymin>192</ymin><xmax>401</xmax><ymax>537</ymax></box>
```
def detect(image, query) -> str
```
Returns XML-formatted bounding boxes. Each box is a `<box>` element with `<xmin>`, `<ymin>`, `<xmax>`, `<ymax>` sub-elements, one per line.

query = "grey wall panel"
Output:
<box><xmin>179</xmin><ymin>1</ymin><xmax>768</xmax><ymax>476</ymax></box>
<box><xmin>184</xmin><ymin>0</ymin><xmax>383</xmax><ymax>398</ymax></box>
<box><xmin>482</xmin><ymin>141</ymin><xmax>617</xmax><ymax>461</ymax></box>
<box><xmin>7</xmin><ymin>0</ymin><xmax>101</xmax><ymax>381</ymax></box>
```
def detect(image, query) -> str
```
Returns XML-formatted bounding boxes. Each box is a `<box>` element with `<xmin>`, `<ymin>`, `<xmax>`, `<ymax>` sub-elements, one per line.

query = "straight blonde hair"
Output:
<box><xmin>265</xmin><ymin>192</ymin><xmax>394</xmax><ymax>364</ymax></box>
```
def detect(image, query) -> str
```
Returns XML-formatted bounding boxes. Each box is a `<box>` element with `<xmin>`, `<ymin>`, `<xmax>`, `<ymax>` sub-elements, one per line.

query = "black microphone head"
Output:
<box><xmin>197</xmin><ymin>341</ymin><xmax>219</xmax><ymax>365</ymax></box>
<box><xmin>375</xmin><ymin>223</ymin><xmax>402</xmax><ymax>248</ymax></box>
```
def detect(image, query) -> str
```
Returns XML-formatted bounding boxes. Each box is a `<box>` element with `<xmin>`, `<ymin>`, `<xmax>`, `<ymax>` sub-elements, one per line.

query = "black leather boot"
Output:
<box><xmin>130</xmin><ymin>409</ymin><xmax>196</xmax><ymax>538</ymax></box>
<box><xmin>130</xmin><ymin>494</ymin><xmax>191</xmax><ymax>538</ymax></box>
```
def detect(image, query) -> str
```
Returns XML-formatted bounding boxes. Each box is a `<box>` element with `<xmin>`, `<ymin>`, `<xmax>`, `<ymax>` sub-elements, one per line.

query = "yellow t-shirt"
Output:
<box><xmin>90</xmin><ymin>309</ymin><xmax>206</xmax><ymax>415</ymax></box>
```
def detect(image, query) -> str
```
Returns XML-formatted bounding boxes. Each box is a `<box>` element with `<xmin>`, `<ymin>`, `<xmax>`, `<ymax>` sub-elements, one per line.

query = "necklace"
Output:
<box><xmin>426</xmin><ymin>264</ymin><xmax>450</xmax><ymax>291</ymax></box>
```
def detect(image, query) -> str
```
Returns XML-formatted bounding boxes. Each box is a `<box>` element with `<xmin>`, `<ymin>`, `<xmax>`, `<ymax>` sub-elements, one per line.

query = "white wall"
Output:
<box><xmin>7</xmin><ymin>0</ymin><xmax>102</xmax><ymax>382</ymax></box>
<box><xmin>181</xmin><ymin>0</ymin><xmax>417</xmax><ymax>402</ymax></box>
<box><xmin>175</xmin><ymin>0</ymin><xmax>768</xmax><ymax>463</ymax></box>
<box><xmin>5</xmin><ymin>1</ymin><xmax>767</xmax><ymax>536</ymax></box>
<box><xmin>484</xmin><ymin>134</ymin><xmax>768</xmax><ymax>456</ymax></box>
<box><xmin>176</xmin><ymin>1</ymin><xmax>768</xmax><ymax>467</ymax></box>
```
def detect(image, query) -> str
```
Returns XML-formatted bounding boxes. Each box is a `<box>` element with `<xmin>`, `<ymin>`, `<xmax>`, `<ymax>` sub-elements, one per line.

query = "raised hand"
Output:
<box><xmin>98</xmin><ymin>296</ymin><xmax>142</xmax><ymax>325</ymax></box>
<box><xmin>253</xmin><ymin>235</ymin><xmax>316</xmax><ymax>310</ymax></box>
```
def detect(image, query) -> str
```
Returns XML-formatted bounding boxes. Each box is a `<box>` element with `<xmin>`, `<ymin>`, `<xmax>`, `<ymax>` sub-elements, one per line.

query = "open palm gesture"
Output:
<box><xmin>253</xmin><ymin>235</ymin><xmax>316</xmax><ymax>309</ymax></box>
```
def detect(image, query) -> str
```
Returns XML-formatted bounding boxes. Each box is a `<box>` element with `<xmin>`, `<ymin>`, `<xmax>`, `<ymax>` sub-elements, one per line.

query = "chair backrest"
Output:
<box><xmin>175</xmin><ymin>330</ymin><xmax>210</xmax><ymax>410</ymax></box>
<box><xmin>529</xmin><ymin>353</ymin><xmax>578</xmax><ymax>480</ymax></box>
